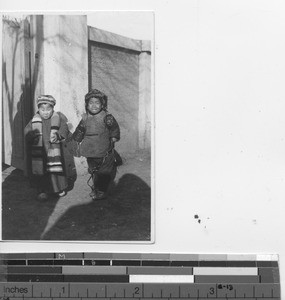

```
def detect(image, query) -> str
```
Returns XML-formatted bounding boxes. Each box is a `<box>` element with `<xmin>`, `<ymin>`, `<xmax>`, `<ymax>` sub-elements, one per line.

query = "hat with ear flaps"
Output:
<box><xmin>85</xmin><ymin>89</ymin><xmax>108</xmax><ymax>111</ymax></box>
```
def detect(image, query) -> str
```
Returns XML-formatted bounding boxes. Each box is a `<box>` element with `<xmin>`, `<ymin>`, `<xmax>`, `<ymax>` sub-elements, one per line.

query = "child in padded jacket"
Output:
<box><xmin>73</xmin><ymin>89</ymin><xmax>120</xmax><ymax>200</ymax></box>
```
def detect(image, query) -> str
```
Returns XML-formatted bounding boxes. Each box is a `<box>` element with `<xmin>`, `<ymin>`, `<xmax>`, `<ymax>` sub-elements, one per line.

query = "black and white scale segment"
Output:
<box><xmin>0</xmin><ymin>253</ymin><xmax>281</xmax><ymax>299</ymax></box>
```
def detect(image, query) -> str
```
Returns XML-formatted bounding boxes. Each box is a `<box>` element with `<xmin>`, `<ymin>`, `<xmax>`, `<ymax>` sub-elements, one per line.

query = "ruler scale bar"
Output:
<box><xmin>0</xmin><ymin>268</ymin><xmax>280</xmax><ymax>280</ymax></box>
<box><xmin>1</xmin><ymin>253</ymin><xmax>279</xmax><ymax>260</ymax></box>
<box><xmin>4</xmin><ymin>266</ymin><xmax>275</xmax><ymax>275</ymax></box>
<box><xmin>1</xmin><ymin>299</ymin><xmax>281</xmax><ymax>300</ymax></box>
<box><xmin>130</xmin><ymin>275</ymin><xmax>194</xmax><ymax>283</ymax></box>
<box><xmin>0</xmin><ymin>253</ymin><xmax>281</xmax><ymax>299</ymax></box>
<box><xmin>0</xmin><ymin>274</ymin><xmax>278</xmax><ymax>283</ymax></box>
<box><xmin>0</xmin><ymin>283</ymin><xmax>280</xmax><ymax>298</ymax></box>
<box><xmin>1</xmin><ymin>260</ymin><xmax>279</xmax><ymax>267</ymax></box>
<box><xmin>6</xmin><ymin>266</ymin><xmax>63</xmax><ymax>274</ymax></box>
<box><xmin>84</xmin><ymin>260</ymin><xmax>111</xmax><ymax>266</ymax></box>
<box><xmin>0</xmin><ymin>299</ymin><xmax>280</xmax><ymax>300</ymax></box>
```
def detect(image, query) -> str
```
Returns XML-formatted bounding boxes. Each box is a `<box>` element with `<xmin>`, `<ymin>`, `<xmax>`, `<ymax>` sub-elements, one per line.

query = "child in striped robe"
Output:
<box><xmin>24</xmin><ymin>95</ymin><xmax>71</xmax><ymax>200</ymax></box>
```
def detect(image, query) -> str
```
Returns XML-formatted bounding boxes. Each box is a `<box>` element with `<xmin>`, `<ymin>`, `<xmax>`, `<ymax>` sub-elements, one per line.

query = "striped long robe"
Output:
<box><xmin>24</xmin><ymin>112</ymin><xmax>76</xmax><ymax>193</ymax></box>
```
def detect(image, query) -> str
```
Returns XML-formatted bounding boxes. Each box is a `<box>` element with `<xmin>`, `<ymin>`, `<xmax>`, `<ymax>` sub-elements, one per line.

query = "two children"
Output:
<box><xmin>25</xmin><ymin>89</ymin><xmax>120</xmax><ymax>201</ymax></box>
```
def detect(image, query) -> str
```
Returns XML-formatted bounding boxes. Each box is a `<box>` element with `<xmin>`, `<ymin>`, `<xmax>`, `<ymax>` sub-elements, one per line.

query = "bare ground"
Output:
<box><xmin>2</xmin><ymin>151</ymin><xmax>151</xmax><ymax>241</ymax></box>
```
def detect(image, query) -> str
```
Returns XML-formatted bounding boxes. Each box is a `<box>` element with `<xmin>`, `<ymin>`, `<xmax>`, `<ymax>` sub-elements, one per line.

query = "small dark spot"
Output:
<box><xmin>194</xmin><ymin>214</ymin><xmax>199</xmax><ymax>219</ymax></box>
<box><xmin>198</xmin><ymin>219</ymin><xmax>201</xmax><ymax>224</ymax></box>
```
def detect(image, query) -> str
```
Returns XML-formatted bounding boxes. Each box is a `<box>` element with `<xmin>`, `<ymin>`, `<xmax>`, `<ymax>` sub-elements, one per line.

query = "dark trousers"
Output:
<box><xmin>87</xmin><ymin>157</ymin><xmax>116</xmax><ymax>192</ymax></box>
<box><xmin>30</xmin><ymin>173</ymin><xmax>68</xmax><ymax>193</ymax></box>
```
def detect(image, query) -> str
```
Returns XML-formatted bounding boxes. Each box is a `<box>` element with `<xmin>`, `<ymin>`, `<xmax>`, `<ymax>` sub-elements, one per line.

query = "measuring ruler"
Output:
<box><xmin>0</xmin><ymin>253</ymin><xmax>281</xmax><ymax>299</ymax></box>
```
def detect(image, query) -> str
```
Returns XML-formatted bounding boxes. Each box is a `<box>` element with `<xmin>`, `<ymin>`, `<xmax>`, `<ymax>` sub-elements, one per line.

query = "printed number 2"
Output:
<box><xmin>134</xmin><ymin>287</ymin><xmax>140</xmax><ymax>295</ymax></box>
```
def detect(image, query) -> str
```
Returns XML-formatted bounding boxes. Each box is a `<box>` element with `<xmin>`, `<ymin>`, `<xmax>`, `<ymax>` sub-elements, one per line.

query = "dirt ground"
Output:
<box><xmin>2</xmin><ymin>151</ymin><xmax>151</xmax><ymax>241</ymax></box>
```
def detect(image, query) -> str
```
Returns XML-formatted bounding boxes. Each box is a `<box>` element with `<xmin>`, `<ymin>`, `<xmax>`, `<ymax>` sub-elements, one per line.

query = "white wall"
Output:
<box><xmin>1</xmin><ymin>0</ymin><xmax>285</xmax><ymax>294</ymax></box>
<box><xmin>87</xmin><ymin>12</ymin><xmax>153</xmax><ymax>40</ymax></box>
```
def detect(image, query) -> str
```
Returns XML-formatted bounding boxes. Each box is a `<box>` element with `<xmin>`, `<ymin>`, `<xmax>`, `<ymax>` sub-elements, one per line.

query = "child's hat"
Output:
<box><xmin>85</xmin><ymin>89</ymin><xmax>108</xmax><ymax>110</ymax></box>
<box><xmin>37</xmin><ymin>95</ymin><xmax>56</xmax><ymax>107</ymax></box>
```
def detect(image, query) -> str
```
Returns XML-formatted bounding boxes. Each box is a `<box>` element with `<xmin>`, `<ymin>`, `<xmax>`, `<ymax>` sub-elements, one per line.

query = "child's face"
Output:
<box><xmin>38</xmin><ymin>103</ymin><xmax>54</xmax><ymax>119</ymax></box>
<box><xmin>87</xmin><ymin>97</ymin><xmax>103</xmax><ymax>114</ymax></box>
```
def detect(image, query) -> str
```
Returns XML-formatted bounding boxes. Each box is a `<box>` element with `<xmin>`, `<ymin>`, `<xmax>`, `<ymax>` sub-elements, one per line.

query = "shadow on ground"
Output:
<box><xmin>2</xmin><ymin>152</ymin><xmax>151</xmax><ymax>241</ymax></box>
<box><xmin>43</xmin><ymin>173</ymin><xmax>151</xmax><ymax>241</ymax></box>
<box><xmin>2</xmin><ymin>167</ymin><xmax>59</xmax><ymax>240</ymax></box>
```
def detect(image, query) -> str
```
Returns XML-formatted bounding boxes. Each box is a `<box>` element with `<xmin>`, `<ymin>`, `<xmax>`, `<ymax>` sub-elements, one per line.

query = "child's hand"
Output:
<box><xmin>32</xmin><ymin>135</ymin><xmax>40</xmax><ymax>145</ymax></box>
<box><xmin>26</xmin><ymin>130</ymin><xmax>40</xmax><ymax>145</ymax></box>
<box><xmin>111</xmin><ymin>137</ymin><xmax>118</xmax><ymax>143</ymax></box>
<box><xmin>110</xmin><ymin>137</ymin><xmax>118</xmax><ymax>149</ymax></box>
<box><xmin>105</xmin><ymin>114</ymin><xmax>114</xmax><ymax>127</ymax></box>
<box><xmin>50</xmin><ymin>130</ymin><xmax>59</xmax><ymax>143</ymax></box>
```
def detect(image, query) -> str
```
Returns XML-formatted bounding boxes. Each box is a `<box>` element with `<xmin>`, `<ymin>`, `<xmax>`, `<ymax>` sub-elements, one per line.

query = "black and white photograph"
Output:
<box><xmin>1</xmin><ymin>12</ymin><xmax>154</xmax><ymax>241</ymax></box>
<box><xmin>2</xmin><ymin>0</ymin><xmax>285</xmax><ymax>290</ymax></box>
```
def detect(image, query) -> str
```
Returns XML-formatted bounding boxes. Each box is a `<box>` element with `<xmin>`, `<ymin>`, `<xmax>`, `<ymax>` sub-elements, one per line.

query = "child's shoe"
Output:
<box><xmin>89</xmin><ymin>190</ymin><xmax>97</xmax><ymax>200</ymax></box>
<box><xmin>58</xmin><ymin>190</ymin><xmax>66</xmax><ymax>197</ymax></box>
<box><xmin>96</xmin><ymin>191</ymin><xmax>107</xmax><ymax>200</ymax></box>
